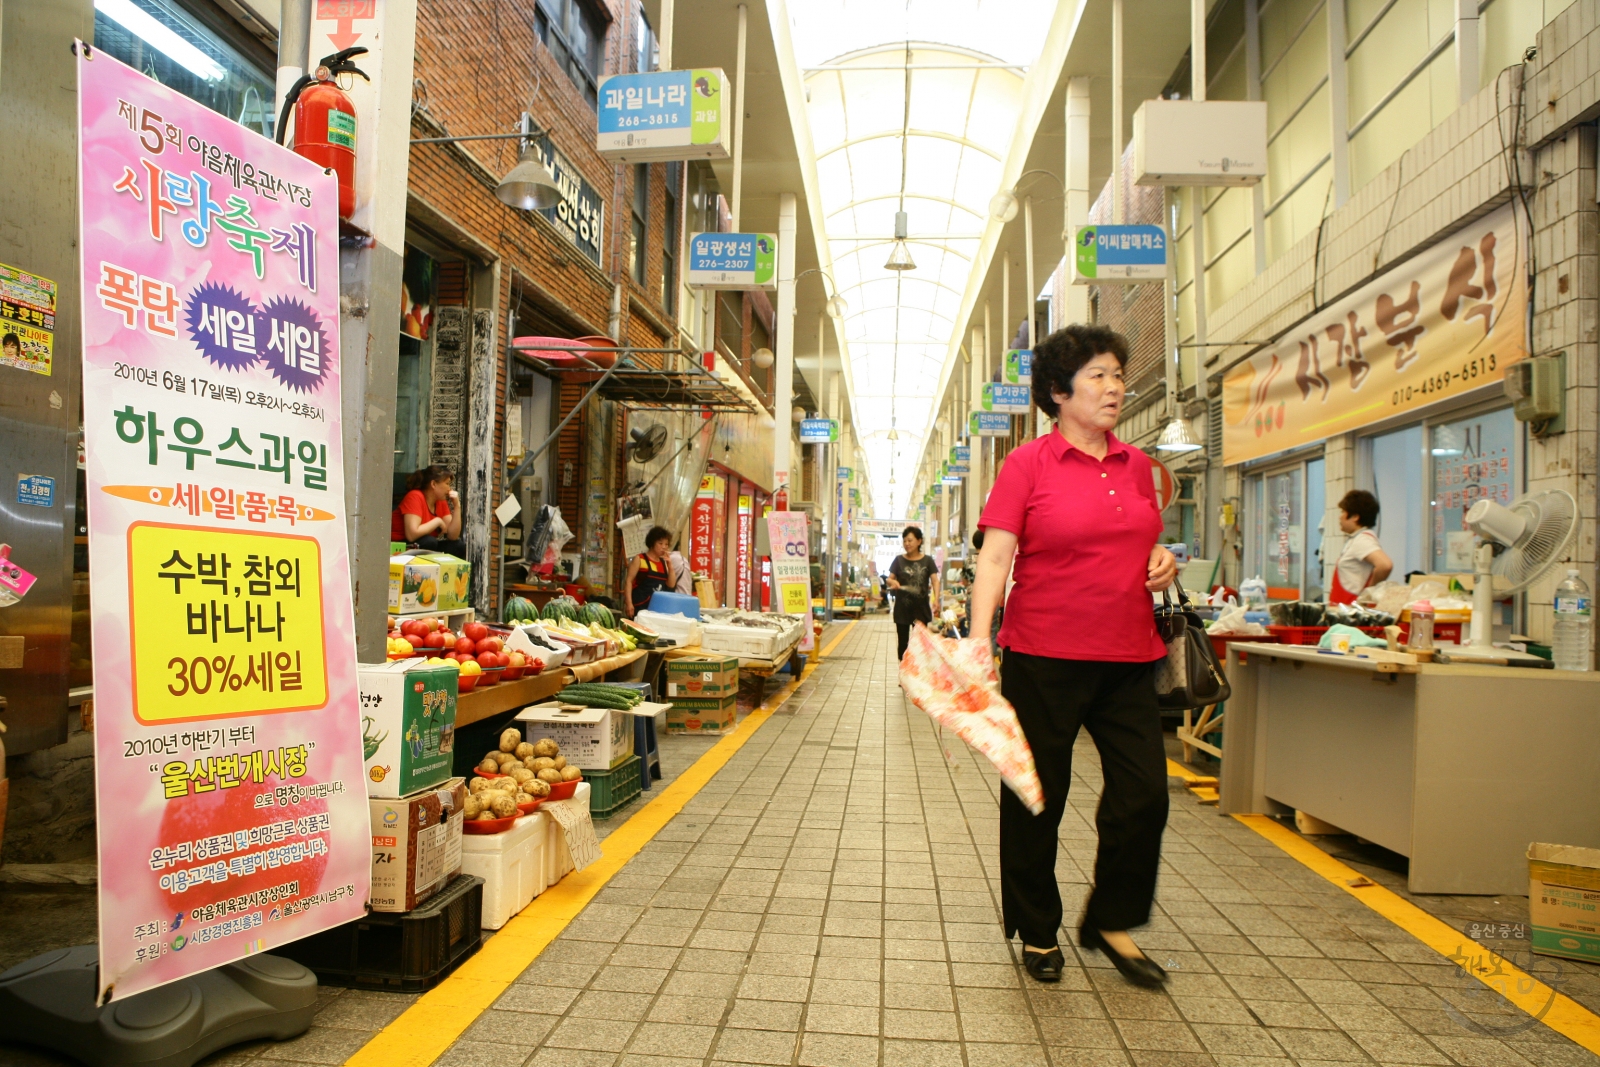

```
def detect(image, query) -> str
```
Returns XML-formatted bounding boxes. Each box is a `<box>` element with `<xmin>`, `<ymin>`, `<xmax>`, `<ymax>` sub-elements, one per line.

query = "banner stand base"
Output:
<box><xmin>0</xmin><ymin>945</ymin><xmax>318</xmax><ymax>1067</ymax></box>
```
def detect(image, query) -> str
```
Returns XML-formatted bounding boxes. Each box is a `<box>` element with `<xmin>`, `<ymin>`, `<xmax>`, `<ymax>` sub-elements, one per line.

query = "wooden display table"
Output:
<box><xmin>453</xmin><ymin>649</ymin><xmax>644</xmax><ymax>727</ymax></box>
<box><xmin>1220</xmin><ymin>642</ymin><xmax>1600</xmax><ymax>894</ymax></box>
<box><xmin>455</xmin><ymin>669</ymin><xmax>571</xmax><ymax>728</ymax></box>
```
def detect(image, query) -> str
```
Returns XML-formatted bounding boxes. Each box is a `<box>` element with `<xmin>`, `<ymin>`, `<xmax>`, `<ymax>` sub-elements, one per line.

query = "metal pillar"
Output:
<box><xmin>773</xmin><ymin>192</ymin><xmax>797</xmax><ymax>500</ymax></box>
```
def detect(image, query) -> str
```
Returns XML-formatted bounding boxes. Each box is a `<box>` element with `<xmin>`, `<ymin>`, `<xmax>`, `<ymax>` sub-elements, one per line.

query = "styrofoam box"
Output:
<box><xmin>460</xmin><ymin>783</ymin><xmax>590</xmax><ymax>930</ymax></box>
<box><xmin>635</xmin><ymin>610</ymin><xmax>703</xmax><ymax>647</ymax></box>
<box><xmin>699</xmin><ymin>623</ymin><xmax>780</xmax><ymax>659</ymax></box>
<box><xmin>460</xmin><ymin>811</ymin><xmax>543</xmax><ymax>930</ymax></box>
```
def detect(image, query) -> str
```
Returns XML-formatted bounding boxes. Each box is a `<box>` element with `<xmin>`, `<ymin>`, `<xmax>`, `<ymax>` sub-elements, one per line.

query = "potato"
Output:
<box><xmin>514</xmin><ymin>741</ymin><xmax>536</xmax><ymax>759</ymax></box>
<box><xmin>510</xmin><ymin>767</ymin><xmax>535</xmax><ymax>783</ymax></box>
<box><xmin>560</xmin><ymin>766</ymin><xmax>582</xmax><ymax>782</ymax></box>
<box><xmin>514</xmin><ymin>792</ymin><xmax>534</xmax><ymax>805</ymax></box>
<box><xmin>526</xmin><ymin>779</ymin><xmax>551</xmax><ymax>798</ymax></box>
<box><xmin>537</xmin><ymin>768</ymin><xmax>563</xmax><ymax>784</ymax></box>
<box><xmin>532</xmin><ymin>738</ymin><xmax>559</xmax><ymax>758</ymax></box>
<box><xmin>476</xmin><ymin>757</ymin><xmax>499</xmax><ymax>774</ymax></box>
<box><xmin>498</xmin><ymin>728</ymin><xmax>521</xmax><ymax>753</ymax></box>
<box><xmin>493</xmin><ymin>752</ymin><xmax>518</xmax><ymax>767</ymax></box>
<box><xmin>551</xmin><ymin>756</ymin><xmax>567</xmax><ymax>771</ymax></box>
<box><xmin>530</xmin><ymin>757</ymin><xmax>556</xmax><ymax>772</ymax></box>
<box><xmin>489</xmin><ymin>794</ymin><xmax>517</xmax><ymax>818</ymax></box>
<box><xmin>469</xmin><ymin>777</ymin><xmax>495</xmax><ymax>794</ymax></box>
<box><xmin>464</xmin><ymin>796</ymin><xmax>484</xmax><ymax>818</ymax></box>
<box><xmin>472</xmin><ymin>808</ymin><xmax>496</xmax><ymax>821</ymax></box>
<box><xmin>522</xmin><ymin>756</ymin><xmax>541</xmax><ymax>772</ymax></box>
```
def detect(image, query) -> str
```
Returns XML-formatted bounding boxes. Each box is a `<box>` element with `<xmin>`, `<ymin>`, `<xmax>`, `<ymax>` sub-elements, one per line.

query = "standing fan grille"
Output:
<box><xmin>1492</xmin><ymin>490</ymin><xmax>1577</xmax><ymax>592</ymax></box>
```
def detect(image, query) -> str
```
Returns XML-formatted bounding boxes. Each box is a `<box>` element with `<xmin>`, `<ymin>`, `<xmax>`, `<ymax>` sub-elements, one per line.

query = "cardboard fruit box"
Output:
<box><xmin>664</xmin><ymin>655</ymin><xmax>740</xmax><ymax>699</ymax></box>
<box><xmin>360</xmin><ymin>659</ymin><xmax>458</xmax><ymax>799</ymax></box>
<box><xmin>517</xmin><ymin>703</ymin><xmax>635</xmax><ymax>770</ymax></box>
<box><xmin>388</xmin><ymin>553</ymin><xmax>441</xmax><ymax>613</ymax></box>
<box><xmin>415</xmin><ymin>551</ymin><xmax>471</xmax><ymax>611</ymax></box>
<box><xmin>368</xmin><ymin>777</ymin><xmax>465</xmax><ymax>913</ymax></box>
<box><xmin>1528</xmin><ymin>842</ymin><xmax>1600</xmax><ymax>964</ymax></box>
<box><xmin>666</xmin><ymin>695</ymin><xmax>737</xmax><ymax>734</ymax></box>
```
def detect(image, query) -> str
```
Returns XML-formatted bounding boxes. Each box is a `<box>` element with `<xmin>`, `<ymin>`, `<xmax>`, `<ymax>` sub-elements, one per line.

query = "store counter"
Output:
<box><xmin>1219</xmin><ymin>643</ymin><xmax>1600</xmax><ymax>895</ymax></box>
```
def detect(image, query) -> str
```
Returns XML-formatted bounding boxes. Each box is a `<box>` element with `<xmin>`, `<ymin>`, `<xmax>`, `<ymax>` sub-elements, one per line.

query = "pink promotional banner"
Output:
<box><xmin>77</xmin><ymin>45</ymin><xmax>368</xmax><ymax>1003</ymax></box>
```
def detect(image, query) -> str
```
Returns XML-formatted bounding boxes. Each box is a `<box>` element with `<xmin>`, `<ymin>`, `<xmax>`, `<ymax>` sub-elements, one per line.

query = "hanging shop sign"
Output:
<box><xmin>765</xmin><ymin>510</ymin><xmax>810</xmax><ymax>614</ymax></box>
<box><xmin>0</xmin><ymin>261</ymin><xmax>56</xmax><ymax>377</ymax></box>
<box><xmin>1073</xmin><ymin>224</ymin><xmax>1168</xmax><ymax>283</ymax></box>
<box><xmin>77</xmin><ymin>47</ymin><xmax>368</xmax><ymax>1003</ymax></box>
<box><xmin>690</xmin><ymin>474</ymin><xmax>726</xmax><ymax>601</ymax></box>
<box><xmin>685</xmin><ymin>232</ymin><xmax>777</xmax><ymax>290</ymax></box>
<box><xmin>981</xmin><ymin>382</ymin><xmax>1031</xmax><ymax>414</ymax></box>
<box><xmin>798</xmin><ymin>417</ymin><xmax>838</xmax><ymax>443</ymax></box>
<box><xmin>1004</xmin><ymin>348</ymin><xmax>1031</xmax><ymax>386</ymax></box>
<box><xmin>1151</xmin><ymin>456</ymin><xmax>1178</xmax><ymax>512</ymax></box>
<box><xmin>948</xmin><ymin>446</ymin><xmax>969</xmax><ymax>475</ymax></box>
<box><xmin>534</xmin><ymin>135</ymin><xmax>605</xmax><ymax>265</ymax></box>
<box><xmin>735</xmin><ymin>492</ymin><xmax>753</xmax><ymax>610</ymax></box>
<box><xmin>836</xmin><ymin>466</ymin><xmax>852</xmax><ymax>480</ymax></box>
<box><xmin>969</xmin><ymin>410</ymin><xmax>1010</xmax><ymax>436</ymax></box>
<box><xmin>1222</xmin><ymin>204</ymin><xmax>1528</xmax><ymax>465</ymax></box>
<box><xmin>596</xmin><ymin>68</ymin><xmax>731</xmax><ymax>162</ymax></box>
<box><xmin>857</xmin><ymin>518</ymin><xmax>902</xmax><ymax>536</ymax></box>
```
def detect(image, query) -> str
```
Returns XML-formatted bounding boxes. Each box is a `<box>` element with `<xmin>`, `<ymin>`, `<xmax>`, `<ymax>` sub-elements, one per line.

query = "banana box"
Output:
<box><xmin>415</xmin><ymin>552</ymin><xmax>471</xmax><ymax>610</ymax></box>
<box><xmin>389</xmin><ymin>553</ymin><xmax>441</xmax><ymax>613</ymax></box>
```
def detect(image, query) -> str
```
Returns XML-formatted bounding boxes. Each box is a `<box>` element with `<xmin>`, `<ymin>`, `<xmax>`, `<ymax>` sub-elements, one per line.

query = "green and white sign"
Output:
<box><xmin>982</xmin><ymin>382</ymin><xmax>1031</xmax><ymax>414</ymax></box>
<box><xmin>1005</xmin><ymin>348</ymin><xmax>1032</xmax><ymax>385</ymax></box>
<box><xmin>1073</xmin><ymin>224</ymin><xmax>1168</xmax><ymax>283</ymax></box>
<box><xmin>686</xmin><ymin>232</ymin><xmax>777</xmax><ymax>290</ymax></box>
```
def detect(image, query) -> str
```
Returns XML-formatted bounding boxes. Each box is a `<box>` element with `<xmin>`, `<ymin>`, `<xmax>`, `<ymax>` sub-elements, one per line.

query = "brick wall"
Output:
<box><xmin>406</xmin><ymin>0</ymin><xmax>689</xmax><ymax>613</ymax></box>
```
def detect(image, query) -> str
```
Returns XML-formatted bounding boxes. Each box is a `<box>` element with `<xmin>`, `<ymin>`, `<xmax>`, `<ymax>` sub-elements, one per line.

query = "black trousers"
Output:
<box><xmin>999</xmin><ymin>650</ymin><xmax>1169</xmax><ymax>948</ymax></box>
<box><xmin>416</xmin><ymin>535</ymin><xmax>466</xmax><ymax>558</ymax></box>
<box><xmin>894</xmin><ymin>596</ymin><xmax>931</xmax><ymax>660</ymax></box>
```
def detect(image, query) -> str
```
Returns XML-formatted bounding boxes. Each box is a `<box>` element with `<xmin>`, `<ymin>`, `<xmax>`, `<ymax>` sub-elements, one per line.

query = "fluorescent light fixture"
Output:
<box><xmin>95</xmin><ymin>0</ymin><xmax>226</xmax><ymax>82</ymax></box>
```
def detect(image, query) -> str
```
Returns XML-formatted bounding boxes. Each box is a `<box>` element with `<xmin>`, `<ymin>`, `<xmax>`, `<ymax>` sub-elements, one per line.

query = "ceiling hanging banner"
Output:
<box><xmin>1222</xmin><ymin>205</ymin><xmax>1528</xmax><ymax>465</ymax></box>
<box><xmin>77</xmin><ymin>46</ymin><xmax>368</xmax><ymax>1003</ymax></box>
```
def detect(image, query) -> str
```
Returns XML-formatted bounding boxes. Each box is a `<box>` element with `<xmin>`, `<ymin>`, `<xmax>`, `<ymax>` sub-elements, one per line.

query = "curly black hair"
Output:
<box><xmin>1338</xmin><ymin>490</ymin><xmax>1379</xmax><ymax>528</ymax></box>
<box><xmin>1030</xmin><ymin>324</ymin><xmax>1129</xmax><ymax>419</ymax></box>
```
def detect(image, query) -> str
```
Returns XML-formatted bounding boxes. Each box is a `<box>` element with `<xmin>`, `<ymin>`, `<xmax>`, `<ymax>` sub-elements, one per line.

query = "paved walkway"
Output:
<box><xmin>413</xmin><ymin>618</ymin><xmax>1599</xmax><ymax>1067</ymax></box>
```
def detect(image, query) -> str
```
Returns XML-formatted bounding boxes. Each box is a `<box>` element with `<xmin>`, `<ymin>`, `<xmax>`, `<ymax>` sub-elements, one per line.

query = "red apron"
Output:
<box><xmin>1328</xmin><ymin>567</ymin><xmax>1360</xmax><ymax>604</ymax></box>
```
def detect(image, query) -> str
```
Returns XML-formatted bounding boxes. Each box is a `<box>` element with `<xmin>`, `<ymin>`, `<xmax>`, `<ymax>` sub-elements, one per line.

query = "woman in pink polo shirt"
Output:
<box><xmin>968</xmin><ymin>323</ymin><xmax>1177</xmax><ymax>988</ymax></box>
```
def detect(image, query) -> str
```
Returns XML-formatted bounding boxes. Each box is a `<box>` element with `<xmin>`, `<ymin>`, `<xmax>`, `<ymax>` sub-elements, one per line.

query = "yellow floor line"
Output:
<box><xmin>1166</xmin><ymin>758</ymin><xmax>1205</xmax><ymax>782</ymax></box>
<box><xmin>345</xmin><ymin>621</ymin><xmax>856</xmax><ymax>1067</ymax></box>
<box><xmin>1235</xmin><ymin>813</ymin><xmax>1600</xmax><ymax>1054</ymax></box>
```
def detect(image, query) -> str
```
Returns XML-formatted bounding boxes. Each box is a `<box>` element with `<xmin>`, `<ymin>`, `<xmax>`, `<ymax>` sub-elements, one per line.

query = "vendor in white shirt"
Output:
<box><xmin>1329</xmin><ymin>490</ymin><xmax>1394</xmax><ymax>604</ymax></box>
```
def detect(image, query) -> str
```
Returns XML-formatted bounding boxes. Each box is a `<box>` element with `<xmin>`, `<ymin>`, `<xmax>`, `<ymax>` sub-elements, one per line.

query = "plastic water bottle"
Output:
<box><xmin>1240</xmin><ymin>575</ymin><xmax>1267</xmax><ymax>607</ymax></box>
<box><xmin>1552</xmin><ymin>569</ymin><xmax>1592</xmax><ymax>672</ymax></box>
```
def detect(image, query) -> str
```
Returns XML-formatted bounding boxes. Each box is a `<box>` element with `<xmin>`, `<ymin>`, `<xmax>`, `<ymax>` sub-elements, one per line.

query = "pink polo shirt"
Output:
<box><xmin>979</xmin><ymin>429</ymin><xmax>1166</xmax><ymax>663</ymax></box>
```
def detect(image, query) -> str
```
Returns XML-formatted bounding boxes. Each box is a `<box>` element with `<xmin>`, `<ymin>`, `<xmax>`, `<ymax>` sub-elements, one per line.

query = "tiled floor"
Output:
<box><xmin>5</xmin><ymin>618</ymin><xmax>1597</xmax><ymax>1067</ymax></box>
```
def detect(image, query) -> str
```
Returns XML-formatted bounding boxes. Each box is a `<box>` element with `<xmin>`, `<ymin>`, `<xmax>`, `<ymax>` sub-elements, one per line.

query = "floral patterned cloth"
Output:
<box><xmin>898</xmin><ymin>623</ymin><xmax>1045</xmax><ymax>814</ymax></box>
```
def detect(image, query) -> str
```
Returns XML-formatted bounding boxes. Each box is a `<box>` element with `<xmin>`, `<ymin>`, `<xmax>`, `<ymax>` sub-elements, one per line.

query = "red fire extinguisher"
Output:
<box><xmin>276</xmin><ymin>47</ymin><xmax>369</xmax><ymax>221</ymax></box>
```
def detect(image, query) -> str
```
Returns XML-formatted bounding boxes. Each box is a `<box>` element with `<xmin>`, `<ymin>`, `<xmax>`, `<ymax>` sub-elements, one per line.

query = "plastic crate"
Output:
<box><xmin>1267</xmin><ymin>625</ymin><xmax>1390</xmax><ymax>646</ymax></box>
<box><xmin>275</xmin><ymin>874</ymin><xmax>483</xmax><ymax>993</ymax></box>
<box><xmin>587</xmin><ymin>754</ymin><xmax>642</xmax><ymax>818</ymax></box>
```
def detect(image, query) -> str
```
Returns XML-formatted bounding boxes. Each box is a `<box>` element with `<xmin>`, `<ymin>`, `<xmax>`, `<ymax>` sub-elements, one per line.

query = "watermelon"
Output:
<box><xmin>503</xmin><ymin>595</ymin><xmax>535</xmax><ymax>623</ymax></box>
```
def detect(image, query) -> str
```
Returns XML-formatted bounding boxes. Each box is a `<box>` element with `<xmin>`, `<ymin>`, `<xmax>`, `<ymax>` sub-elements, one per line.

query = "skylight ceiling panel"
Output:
<box><xmin>905</xmin><ymin>65</ymin><xmax>980</xmax><ymax>135</ymax></box>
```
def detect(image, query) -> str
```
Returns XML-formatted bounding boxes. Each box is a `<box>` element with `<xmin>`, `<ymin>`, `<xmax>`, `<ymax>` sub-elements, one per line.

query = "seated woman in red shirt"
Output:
<box><xmin>391</xmin><ymin>465</ymin><xmax>464</xmax><ymax>557</ymax></box>
<box><xmin>967</xmin><ymin>324</ymin><xmax>1177</xmax><ymax>989</ymax></box>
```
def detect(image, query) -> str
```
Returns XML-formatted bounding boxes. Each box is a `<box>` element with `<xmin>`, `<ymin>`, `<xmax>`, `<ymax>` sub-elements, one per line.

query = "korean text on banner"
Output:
<box><xmin>765</xmin><ymin>511</ymin><xmax>810</xmax><ymax>617</ymax></box>
<box><xmin>77</xmin><ymin>46</ymin><xmax>367</xmax><ymax>1003</ymax></box>
<box><xmin>1222</xmin><ymin>205</ymin><xmax>1529</xmax><ymax>465</ymax></box>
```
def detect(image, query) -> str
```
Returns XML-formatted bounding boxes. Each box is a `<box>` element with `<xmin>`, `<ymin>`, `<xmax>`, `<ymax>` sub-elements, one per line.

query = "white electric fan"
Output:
<box><xmin>1439</xmin><ymin>489</ymin><xmax>1578</xmax><ymax>665</ymax></box>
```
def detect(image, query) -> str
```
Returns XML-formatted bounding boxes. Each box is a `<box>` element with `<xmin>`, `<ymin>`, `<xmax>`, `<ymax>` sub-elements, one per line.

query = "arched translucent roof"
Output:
<box><xmin>795</xmin><ymin>3</ymin><xmax>1054</xmax><ymax>518</ymax></box>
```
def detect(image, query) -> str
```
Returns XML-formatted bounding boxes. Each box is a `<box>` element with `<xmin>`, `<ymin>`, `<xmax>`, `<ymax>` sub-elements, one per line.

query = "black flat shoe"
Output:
<box><xmin>1021</xmin><ymin>946</ymin><xmax>1064</xmax><ymax>983</ymax></box>
<box><xmin>1078</xmin><ymin>926</ymin><xmax>1167</xmax><ymax>988</ymax></box>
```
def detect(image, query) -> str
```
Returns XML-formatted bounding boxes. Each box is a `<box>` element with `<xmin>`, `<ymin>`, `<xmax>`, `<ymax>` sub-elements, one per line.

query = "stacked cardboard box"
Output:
<box><xmin>665</xmin><ymin>655</ymin><xmax>739</xmax><ymax>734</ymax></box>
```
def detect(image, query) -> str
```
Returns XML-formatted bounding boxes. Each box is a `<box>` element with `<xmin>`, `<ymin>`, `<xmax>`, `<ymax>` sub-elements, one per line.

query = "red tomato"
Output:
<box><xmin>474</xmin><ymin>637</ymin><xmax>503</xmax><ymax>655</ymax></box>
<box><xmin>507</xmin><ymin>651</ymin><xmax>526</xmax><ymax>667</ymax></box>
<box><xmin>423</xmin><ymin>632</ymin><xmax>446</xmax><ymax>649</ymax></box>
<box><xmin>399</xmin><ymin>619</ymin><xmax>422</xmax><ymax>637</ymax></box>
<box><xmin>463</xmin><ymin>622</ymin><xmax>489</xmax><ymax>642</ymax></box>
<box><xmin>453</xmin><ymin>637</ymin><xmax>475</xmax><ymax>655</ymax></box>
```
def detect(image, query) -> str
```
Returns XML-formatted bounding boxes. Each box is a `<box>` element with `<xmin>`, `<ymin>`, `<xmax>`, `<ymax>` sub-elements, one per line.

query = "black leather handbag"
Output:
<box><xmin>1152</xmin><ymin>577</ymin><xmax>1231</xmax><ymax>711</ymax></box>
